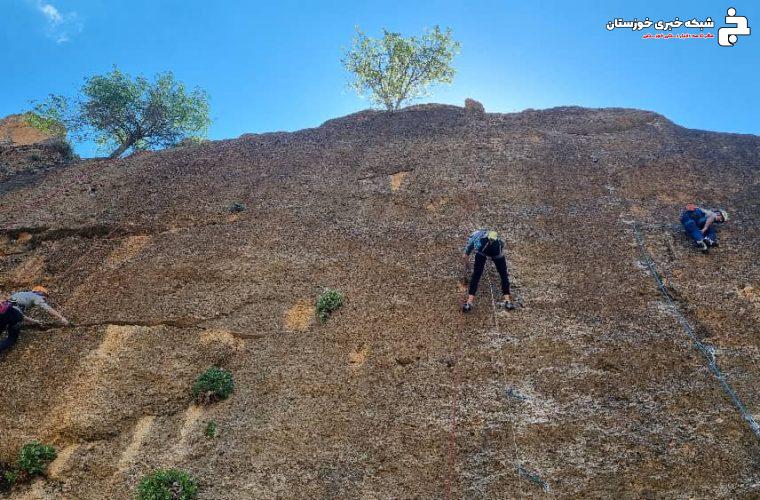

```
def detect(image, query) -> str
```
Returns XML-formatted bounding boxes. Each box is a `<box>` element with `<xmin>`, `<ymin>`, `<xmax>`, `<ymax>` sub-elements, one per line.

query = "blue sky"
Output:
<box><xmin>2</xmin><ymin>0</ymin><xmax>758</xmax><ymax>157</ymax></box>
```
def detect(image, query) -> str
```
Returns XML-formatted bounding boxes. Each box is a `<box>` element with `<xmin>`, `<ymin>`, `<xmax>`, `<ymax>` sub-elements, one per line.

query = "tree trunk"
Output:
<box><xmin>108</xmin><ymin>139</ymin><xmax>134</xmax><ymax>159</ymax></box>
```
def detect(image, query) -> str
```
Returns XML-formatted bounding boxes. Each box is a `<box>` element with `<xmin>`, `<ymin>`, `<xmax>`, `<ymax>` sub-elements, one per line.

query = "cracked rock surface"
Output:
<box><xmin>0</xmin><ymin>104</ymin><xmax>758</xmax><ymax>498</ymax></box>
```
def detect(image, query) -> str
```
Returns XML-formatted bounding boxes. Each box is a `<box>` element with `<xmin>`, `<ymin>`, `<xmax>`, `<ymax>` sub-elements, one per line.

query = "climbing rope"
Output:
<box><xmin>488</xmin><ymin>279</ymin><xmax>521</xmax><ymax>496</ymax></box>
<box><xmin>445</xmin><ymin>318</ymin><xmax>463</xmax><ymax>500</ymax></box>
<box><xmin>632</xmin><ymin>221</ymin><xmax>760</xmax><ymax>440</ymax></box>
<box><xmin>489</xmin><ymin>278</ymin><xmax>550</xmax><ymax>494</ymax></box>
<box><xmin>445</xmin><ymin>134</ymin><xmax>486</xmax><ymax>499</ymax></box>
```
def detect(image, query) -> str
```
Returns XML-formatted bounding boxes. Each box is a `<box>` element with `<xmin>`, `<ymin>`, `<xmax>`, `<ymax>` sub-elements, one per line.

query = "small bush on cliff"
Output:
<box><xmin>137</xmin><ymin>469</ymin><xmax>198</xmax><ymax>500</ymax></box>
<box><xmin>316</xmin><ymin>289</ymin><xmax>344</xmax><ymax>321</ymax></box>
<box><xmin>177</xmin><ymin>136</ymin><xmax>207</xmax><ymax>147</ymax></box>
<box><xmin>342</xmin><ymin>26</ymin><xmax>460</xmax><ymax>111</ymax></box>
<box><xmin>17</xmin><ymin>441</ymin><xmax>56</xmax><ymax>476</ymax></box>
<box><xmin>0</xmin><ymin>462</ymin><xmax>18</xmax><ymax>493</ymax></box>
<box><xmin>47</xmin><ymin>138</ymin><xmax>76</xmax><ymax>162</ymax></box>
<box><xmin>192</xmin><ymin>367</ymin><xmax>234</xmax><ymax>405</ymax></box>
<box><xmin>204</xmin><ymin>420</ymin><xmax>218</xmax><ymax>439</ymax></box>
<box><xmin>32</xmin><ymin>67</ymin><xmax>210</xmax><ymax>159</ymax></box>
<box><xmin>228</xmin><ymin>202</ymin><xmax>246</xmax><ymax>213</ymax></box>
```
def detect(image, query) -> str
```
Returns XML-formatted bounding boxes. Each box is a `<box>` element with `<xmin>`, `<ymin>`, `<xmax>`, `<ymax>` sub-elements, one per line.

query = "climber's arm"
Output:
<box><xmin>701</xmin><ymin>214</ymin><xmax>717</xmax><ymax>234</ymax></box>
<box><xmin>38</xmin><ymin>303</ymin><xmax>70</xmax><ymax>326</ymax></box>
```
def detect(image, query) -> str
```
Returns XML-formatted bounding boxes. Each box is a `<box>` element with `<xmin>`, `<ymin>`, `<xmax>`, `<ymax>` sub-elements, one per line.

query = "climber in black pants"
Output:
<box><xmin>0</xmin><ymin>305</ymin><xmax>23</xmax><ymax>355</ymax></box>
<box><xmin>461</xmin><ymin>229</ymin><xmax>513</xmax><ymax>312</ymax></box>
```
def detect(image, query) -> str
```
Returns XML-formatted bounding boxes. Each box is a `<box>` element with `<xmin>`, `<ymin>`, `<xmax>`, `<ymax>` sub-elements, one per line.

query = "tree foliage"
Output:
<box><xmin>23</xmin><ymin>111</ymin><xmax>66</xmax><ymax>138</ymax></box>
<box><xmin>342</xmin><ymin>26</ymin><xmax>460</xmax><ymax>111</ymax></box>
<box><xmin>33</xmin><ymin>68</ymin><xmax>210</xmax><ymax>158</ymax></box>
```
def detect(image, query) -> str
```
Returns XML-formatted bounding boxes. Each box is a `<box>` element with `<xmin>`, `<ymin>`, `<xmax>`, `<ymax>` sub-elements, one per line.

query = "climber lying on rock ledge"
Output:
<box><xmin>0</xmin><ymin>286</ymin><xmax>69</xmax><ymax>356</ymax></box>
<box><xmin>680</xmin><ymin>203</ymin><xmax>729</xmax><ymax>253</ymax></box>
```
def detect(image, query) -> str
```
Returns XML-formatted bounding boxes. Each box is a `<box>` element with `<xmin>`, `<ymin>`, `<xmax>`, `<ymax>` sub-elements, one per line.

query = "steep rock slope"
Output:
<box><xmin>0</xmin><ymin>104</ymin><xmax>758</xmax><ymax>498</ymax></box>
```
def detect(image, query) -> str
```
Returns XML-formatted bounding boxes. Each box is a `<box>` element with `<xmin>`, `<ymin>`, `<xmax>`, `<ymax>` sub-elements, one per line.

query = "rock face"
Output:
<box><xmin>0</xmin><ymin>142</ymin><xmax>74</xmax><ymax>195</ymax></box>
<box><xmin>0</xmin><ymin>114</ymin><xmax>54</xmax><ymax>146</ymax></box>
<box><xmin>0</xmin><ymin>114</ymin><xmax>73</xmax><ymax>190</ymax></box>
<box><xmin>464</xmin><ymin>97</ymin><xmax>485</xmax><ymax>114</ymax></box>
<box><xmin>0</xmin><ymin>104</ymin><xmax>758</xmax><ymax>499</ymax></box>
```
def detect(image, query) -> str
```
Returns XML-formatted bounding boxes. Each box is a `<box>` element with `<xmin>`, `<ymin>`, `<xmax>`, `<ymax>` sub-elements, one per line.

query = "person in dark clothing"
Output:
<box><xmin>0</xmin><ymin>305</ymin><xmax>23</xmax><ymax>355</ymax></box>
<box><xmin>461</xmin><ymin>230</ymin><xmax>513</xmax><ymax>312</ymax></box>
<box><xmin>680</xmin><ymin>203</ymin><xmax>729</xmax><ymax>252</ymax></box>
<box><xmin>0</xmin><ymin>286</ymin><xmax>69</xmax><ymax>356</ymax></box>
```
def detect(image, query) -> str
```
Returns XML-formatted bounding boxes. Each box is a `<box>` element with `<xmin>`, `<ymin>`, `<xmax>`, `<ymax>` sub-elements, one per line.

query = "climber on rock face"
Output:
<box><xmin>680</xmin><ymin>203</ymin><xmax>729</xmax><ymax>253</ymax></box>
<box><xmin>0</xmin><ymin>286</ymin><xmax>69</xmax><ymax>356</ymax></box>
<box><xmin>461</xmin><ymin>230</ymin><xmax>513</xmax><ymax>312</ymax></box>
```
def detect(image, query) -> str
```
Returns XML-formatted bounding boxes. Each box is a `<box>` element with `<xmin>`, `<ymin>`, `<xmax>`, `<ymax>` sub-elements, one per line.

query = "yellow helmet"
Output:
<box><xmin>718</xmin><ymin>209</ymin><xmax>729</xmax><ymax>222</ymax></box>
<box><xmin>32</xmin><ymin>285</ymin><xmax>49</xmax><ymax>296</ymax></box>
<box><xmin>486</xmin><ymin>230</ymin><xmax>499</xmax><ymax>240</ymax></box>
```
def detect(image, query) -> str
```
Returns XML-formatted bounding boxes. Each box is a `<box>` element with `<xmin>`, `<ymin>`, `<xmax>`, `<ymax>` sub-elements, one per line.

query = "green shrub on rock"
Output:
<box><xmin>136</xmin><ymin>469</ymin><xmax>198</xmax><ymax>500</ymax></box>
<box><xmin>0</xmin><ymin>462</ymin><xmax>18</xmax><ymax>493</ymax></box>
<box><xmin>204</xmin><ymin>420</ymin><xmax>218</xmax><ymax>439</ymax></box>
<box><xmin>47</xmin><ymin>138</ymin><xmax>76</xmax><ymax>162</ymax></box>
<box><xmin>228</xmin><ymin>202</ymin><xmax>246</xmax><ymax>213</ymax></box>
<box><xmin>17</xmin><ymin>441</ymin><xmax>56</xmax><ymax>476</ymax></box>
<box><xmin>316</xmin><ymin>289</ymin><xmax>343</xmax><ymax>321</ymax></box>
<box><xmin>177</xmin><ymin>136</ymin><xmax>207</xmax><ymax>148</ymax></box>
<box><xmin>192</xmin><ymin>367</ymin><xmax>234</xmax><ymax>405</ymax></box>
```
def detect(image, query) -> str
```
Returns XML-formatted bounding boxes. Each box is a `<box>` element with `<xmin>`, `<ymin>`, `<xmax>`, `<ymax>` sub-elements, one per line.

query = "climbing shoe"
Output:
<box><xmin>705</xmin><ymin>238</ymin><xmax>718</xmax><ymax>247</ymax></box>
<box><xmin>696</xmin><ymin>240</ymin><xmax>708</xmax><ymax>253</ymax></box>
<box><xmin>497</xmin><ymin>301</ymin><xmax>517</xmax><ymax>310</ymax></box>
<box><xmin>462</xmin><ymin>303</ymin><xmax>473</xmax><ymax>313</ymax></box>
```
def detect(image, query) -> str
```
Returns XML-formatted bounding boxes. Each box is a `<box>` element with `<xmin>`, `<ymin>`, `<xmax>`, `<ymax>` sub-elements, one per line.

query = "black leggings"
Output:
<box><xmin>469</xmin><ymin>253</ymin><xmax>511</xmax><ymax>296</ymax></box>
<box><xmin>0</xmin><ymin>308</ymin><xmax>23</xmax><ymax>354</ymax></box>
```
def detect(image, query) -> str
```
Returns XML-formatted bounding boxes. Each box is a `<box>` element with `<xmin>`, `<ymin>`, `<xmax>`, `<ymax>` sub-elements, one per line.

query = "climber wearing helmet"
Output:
<box><xmin>461</xmin><ymin>229</ymin><xmax>513</xmax><ymax>312</ymax></box>
<box><xmin>680</xmin><ymin>203</ymin><xmax>729</xmax><ymax>253</ymax></box>
<box><xmin>0</xmin><ymin>286</ymin><xmax>69</xmax><ymax>356</ymax></box>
